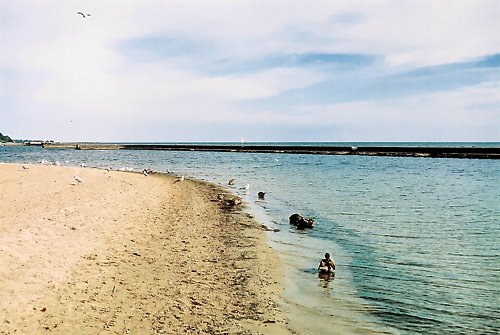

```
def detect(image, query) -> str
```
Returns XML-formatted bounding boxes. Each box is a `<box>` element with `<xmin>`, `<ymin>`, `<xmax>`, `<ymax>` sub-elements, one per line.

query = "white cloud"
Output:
<box><xmin>369</xmin><ymin>1</ymin><xmax>500</xmax><ymax>68</ymax></box>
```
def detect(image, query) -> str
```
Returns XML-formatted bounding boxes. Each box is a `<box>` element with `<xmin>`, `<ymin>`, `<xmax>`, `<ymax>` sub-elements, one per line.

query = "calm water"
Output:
<box><xmin>1</xmin><ymin>143</ymin><xmax>499</xmax><ymax>334</ymax></box>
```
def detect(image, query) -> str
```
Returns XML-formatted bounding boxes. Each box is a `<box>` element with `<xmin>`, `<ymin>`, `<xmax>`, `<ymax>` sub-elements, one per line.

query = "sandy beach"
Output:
<box><xmin>0</xmin><ymin>163</ymin><xmax>288</xmax><ymax>334</ymax></box>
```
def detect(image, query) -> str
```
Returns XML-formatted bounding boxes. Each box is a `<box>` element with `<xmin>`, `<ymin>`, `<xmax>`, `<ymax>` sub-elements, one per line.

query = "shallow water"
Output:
<box><xmin>1</xmin><ymin>143</ymin><xmax>499</xmax><ymax>334</ymax></box>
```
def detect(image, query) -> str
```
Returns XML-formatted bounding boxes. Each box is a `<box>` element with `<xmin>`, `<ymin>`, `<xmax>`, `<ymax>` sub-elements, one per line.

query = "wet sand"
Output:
<box><xmin>0</xmin><ymin>163</ymin><xmax>288</xmax><ymax>334</ymax></box>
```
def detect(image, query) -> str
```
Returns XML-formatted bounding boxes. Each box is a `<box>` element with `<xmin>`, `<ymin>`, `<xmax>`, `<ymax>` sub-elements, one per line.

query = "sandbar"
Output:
<box><xmin>0</xmin><ymin>163</ymin><xmax>288</xmax><ymax>334</ymax></box>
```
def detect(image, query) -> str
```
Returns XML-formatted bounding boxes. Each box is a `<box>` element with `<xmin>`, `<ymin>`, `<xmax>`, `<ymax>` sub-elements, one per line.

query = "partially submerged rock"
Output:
<box><xmin>289</xmin><ymin>213</ymin><xmax>315</xmax><ymax>229</ymax></box>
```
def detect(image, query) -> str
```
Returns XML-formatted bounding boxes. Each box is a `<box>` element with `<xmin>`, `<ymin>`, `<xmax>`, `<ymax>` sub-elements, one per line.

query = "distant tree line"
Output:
<box><xmin>0</xmin><ymin>133</ymin><xmax>13</xmax><ymax>142</ymax></box>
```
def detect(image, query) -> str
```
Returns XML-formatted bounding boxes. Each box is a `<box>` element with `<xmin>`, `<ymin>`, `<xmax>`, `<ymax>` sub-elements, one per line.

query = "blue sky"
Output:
<box><xmin>0</xmin><ymin>0</ymin><xmax>499</xmax><ymax>142</ymax></box>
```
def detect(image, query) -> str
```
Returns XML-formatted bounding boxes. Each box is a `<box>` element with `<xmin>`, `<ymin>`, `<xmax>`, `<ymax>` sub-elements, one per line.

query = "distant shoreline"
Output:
<box><xmin>29</xmin><ymin>142</ymin><xmax>500</xmax><ymax>159</ymax></box>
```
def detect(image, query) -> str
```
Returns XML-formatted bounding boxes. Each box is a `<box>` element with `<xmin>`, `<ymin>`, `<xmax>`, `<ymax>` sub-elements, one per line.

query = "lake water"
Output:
<box><xmin>1</xmin><ymin>143</ymin><xmax>499</xmax><ymax>334</ymax></box>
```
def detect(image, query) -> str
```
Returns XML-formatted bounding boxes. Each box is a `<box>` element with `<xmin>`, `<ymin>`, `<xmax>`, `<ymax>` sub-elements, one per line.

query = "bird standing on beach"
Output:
<box><xmin>174</xmin><ymin>176</ymin><xmax>185</xmax><ymax>183</ymax></box>
<box><xmin>74</xmin><ymin>175</ymin><xmax>84</xmax><ymax>184</ymax></box>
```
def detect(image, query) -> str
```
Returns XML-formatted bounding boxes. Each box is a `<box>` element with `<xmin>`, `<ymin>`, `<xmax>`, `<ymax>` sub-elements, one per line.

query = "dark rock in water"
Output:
<box><xmin>289</xmin><ymin>213</ymin><xmax>315</xmax><ymax>229</ymax></box>
<box><xmin>257</xmin><ymin>192</ymin><xmax>266</xmax><ymax>199</ymax></box>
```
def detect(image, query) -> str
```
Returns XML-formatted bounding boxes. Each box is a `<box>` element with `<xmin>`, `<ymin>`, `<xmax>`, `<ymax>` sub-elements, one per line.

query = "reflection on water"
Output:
<box><xmin>318</xmin><ymin>270</ymin><xmax>335</xmax><ymax>290</ymax></box>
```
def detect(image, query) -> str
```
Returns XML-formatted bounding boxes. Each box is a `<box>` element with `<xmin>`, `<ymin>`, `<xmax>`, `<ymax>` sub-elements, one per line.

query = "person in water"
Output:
<box><xmin>318</xmin><ymin>253</ymin><xmax>336</xmax><ymax>273</ymax></box>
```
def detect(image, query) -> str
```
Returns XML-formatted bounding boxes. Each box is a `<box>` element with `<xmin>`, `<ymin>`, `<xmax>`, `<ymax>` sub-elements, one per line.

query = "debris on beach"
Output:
<box><xmin>214</xmin><ymin>193</ymin><xmax>243</xmax><ymax>210</ymax></box>
<box><xmin>225</xmin><ymin>197</ymin><xmax>242</xmax><ymax>208</ymax></box>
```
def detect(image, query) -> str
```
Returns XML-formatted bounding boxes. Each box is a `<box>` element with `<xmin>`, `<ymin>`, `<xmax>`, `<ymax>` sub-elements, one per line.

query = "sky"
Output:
<box><xmin>1</xmin><ymin>0</ymin><xmax>499</xmax><ymax>142</ymax></box>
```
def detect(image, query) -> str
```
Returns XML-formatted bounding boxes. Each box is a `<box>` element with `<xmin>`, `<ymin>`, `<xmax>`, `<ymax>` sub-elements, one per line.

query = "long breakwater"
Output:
<box><xmin>34</xmin><ymin>142</ymin><xmax>500</xmax><ymax>159</ymax></box>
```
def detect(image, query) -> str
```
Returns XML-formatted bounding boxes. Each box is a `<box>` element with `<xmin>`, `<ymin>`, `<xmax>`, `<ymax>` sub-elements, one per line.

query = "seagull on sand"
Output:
<box><xmin>74</xmin><ymin>175</ymin><xmax>84</xmax><ymax>184</ymax></box>
<box><xmin>174</xmin><ymin>175</ymin><xmax>185</xmax><ymax>183</ymax></box>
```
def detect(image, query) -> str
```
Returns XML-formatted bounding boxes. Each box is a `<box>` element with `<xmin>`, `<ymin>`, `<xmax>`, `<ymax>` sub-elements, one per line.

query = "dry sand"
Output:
<box><xmin>0</xmin><ymin>163</ymin><xmax>288</xmax><ymax>334</ymax></box>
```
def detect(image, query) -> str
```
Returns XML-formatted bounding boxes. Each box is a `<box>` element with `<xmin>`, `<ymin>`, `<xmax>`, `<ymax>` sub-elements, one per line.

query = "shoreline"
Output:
<box><xmin>0</xmin><ymin>163</ymin><xmax>289</xmax><ymax>334</ymax></box>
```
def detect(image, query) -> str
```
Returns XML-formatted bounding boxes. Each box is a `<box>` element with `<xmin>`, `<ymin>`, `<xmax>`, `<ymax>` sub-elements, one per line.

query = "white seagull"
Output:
<box><xmin>74</xmin><ymin>175</ymin><xmax>84</xmax><ymax>184</ymax></box>
<box><xmin>174</xmin><ymin>175</ymin><xmax>185</xmax><ymax>183</ymax></box>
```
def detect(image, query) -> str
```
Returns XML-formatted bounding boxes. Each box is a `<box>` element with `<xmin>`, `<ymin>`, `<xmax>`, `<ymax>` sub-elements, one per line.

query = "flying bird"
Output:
<box><xmin>77</xmin><ymin>12</ymin><xmax>91</xmax><ymax>18</ymax></box>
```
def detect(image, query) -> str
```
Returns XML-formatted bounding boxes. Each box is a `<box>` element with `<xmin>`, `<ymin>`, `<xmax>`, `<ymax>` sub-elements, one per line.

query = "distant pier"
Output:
<box><xmin>39</xmin><ymin>143</ymin><xmax>500</xmax><ymax>159</ymax></box>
